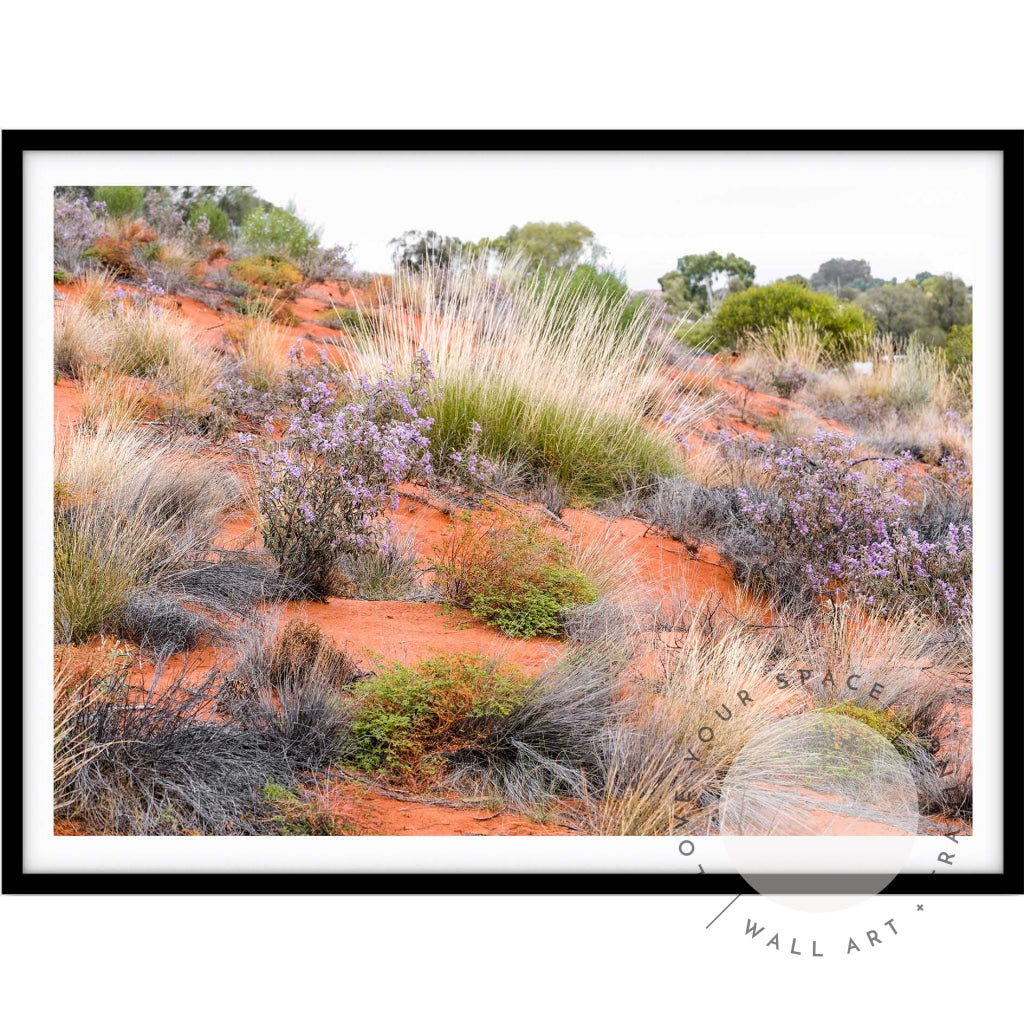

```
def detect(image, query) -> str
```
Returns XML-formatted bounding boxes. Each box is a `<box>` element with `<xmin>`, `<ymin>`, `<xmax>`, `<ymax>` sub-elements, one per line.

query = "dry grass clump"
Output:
<box><xmin>80</xmin><ymin>370</ymin><xmax>151</xmax><ymax>431</ymax></box>
<box><xmin>224</xmin><ymin>316</ymin><xmax>287</xmax><ymax>389</ymax></box>
<box><xmin>775</xmin><ymin>604</ymin><xmax>972</xmax><ymax>819</ymax></box>
<box><xmin>54</xmin><ymin>618</ymin><xmax>358</xmax><ymax>835</ymax></box>
<box><xmin>54</xmin><ymin>427</ymin><xmax>244</xmax><ymax>644</ymax></box>
<box><xmin>594</xmin><ymin>601</ymin><xmax>799</xmax><ymax>835</ymax></box>
<box><xmin>54</xmin><ymin>300</ymin><xmax>113</xmax><ymax>379</ymax></box>
<box><xmin>55</xmin><ymin>293</ymin><xmax>222</xmax><ymax>422</ymax></box>
<box><xmin>351</xmin><ymin>255</ymin><xmax>713</xmax><ymax>502</ymax></box>
<box><xmin>745</xmin><ymin>320</ymin><xmax>833</xmax><ymax>373</ymax></box>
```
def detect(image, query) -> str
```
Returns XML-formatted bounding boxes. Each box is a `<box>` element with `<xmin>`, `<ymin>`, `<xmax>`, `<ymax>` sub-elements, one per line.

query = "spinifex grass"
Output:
<box><xmin>350</xmin><ymin>256</ymin><xmax>712</xmax><ymax>502</ymax></box>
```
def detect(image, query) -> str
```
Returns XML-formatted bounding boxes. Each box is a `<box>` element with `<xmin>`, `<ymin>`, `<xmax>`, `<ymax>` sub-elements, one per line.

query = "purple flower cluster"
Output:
<box><xmin>246</xmin><ymin>349</ymin><xmax>488</xmax><ymax>594</ymax></box>
<box><xmin>54</xmin><ymin>196</ymin><xmax>107</xmax><ymax>274</ymax></box>
<box><xmin>740</xmin><ymin>430</ymin><xmax>971</xmax><ymax>619</ymax></box>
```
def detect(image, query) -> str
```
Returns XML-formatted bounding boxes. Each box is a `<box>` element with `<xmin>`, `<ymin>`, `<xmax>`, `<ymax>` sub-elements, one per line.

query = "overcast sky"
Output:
<box><xmin>246</xmin><ymin>151</ymin><xmax>999</xmax><ymax>290</ymax></box>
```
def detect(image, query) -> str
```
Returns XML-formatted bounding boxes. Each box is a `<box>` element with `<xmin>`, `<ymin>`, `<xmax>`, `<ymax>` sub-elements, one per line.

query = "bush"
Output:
<box><xmin>224</xmin><ymin>619</ymin><xmax>358</xmax><ymax>771</ymax></box>
<box><xmin>54</xmin><ymin>299</ymin><xmax>112</xmax><ymax>379</ymax></box>
<box><xmin>336</xmin><ymin>528</ymin><xmax>422</xmax><ymax>600</ymax></box>
<box><xmin>298</xmin><ymin>244</ymin><xmax>352</xmax><ymax>283</ymax></box>
<box><xmin>348</xmin><ymin>654</ymin><xmax>532</xmax><ymax>775</ymax></box>
<box><xmin>239</xmin><ymin>202</ymin><xmax>321</xmax><ymax>261</ymax></box>
<box><xmin>739</xmin><ymin>430</ymin><xmax>971</xmax><ymax>618</ymax></box>
<box><xmin>93</xmin><ymin>186</ymin><xmax>145</xmax><ymax>220</ymax></box>
<box><xmin>229</xmin><ymin>256</ymin><xmax>302</xmax><ymax>292</ymax></box>
<box><xmin>432</xmin><ymin>505</ymin><xmax>598</xmax><ymax>638</ymax></box>
<box><xmin>54</xmin><ymin>428</ymin><xmax>243</xmax><ymax>643</ymax></box>
<box><xmin>54</xmin><ymin>196</ymin><xmax>107</xmax><ymax>276</ymax></box>
<box><xmin>55</xmin><ymin>619</ymin><xmax>357</xmax><ymax>835</ymax></box>
<box><xmin>713</xmin><ymin>281</ymin><xmax>873</xmax><ymax>351</ymax></box>
<box><xmin>353</xmin><ymin>255</ymin><xmax>709</xmax><ymax>502</ymax></box>
<box><xmin>769</xmin><ymin>361</ymin><xmax>810</xmax><ymax>398</ymax></box>
<box><xmin>943</xmin><ymin>323</ymin><xmax>972</xmax><ymax>371</ymax></box>
<box><xmin>54</xmin><ymin>648</ymin><xmax>285</xmax><ymax>835</ymax></box>
<box><xmin>249</xmin><ymin>350</ymin><xmax>483</xmax><ymax>596</ymax></box>
<box><xmin>188</xmin><ymin>200</ymin><xmax>231</xmax><ymax>241</ymax></box>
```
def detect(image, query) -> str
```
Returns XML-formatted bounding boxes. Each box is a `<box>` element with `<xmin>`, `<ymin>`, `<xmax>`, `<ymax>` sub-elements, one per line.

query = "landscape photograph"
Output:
<box><xmin>49</xmin><ymin>157</ymin><xmax>975</xmax><ymax>844</ymax></box>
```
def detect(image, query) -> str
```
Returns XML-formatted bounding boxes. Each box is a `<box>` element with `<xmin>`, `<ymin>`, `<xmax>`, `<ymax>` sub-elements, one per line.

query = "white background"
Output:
<box><xmin>3</xmin><ymin>1</ymin><xmax>1021</xmax><ymax>1019</ymax></box>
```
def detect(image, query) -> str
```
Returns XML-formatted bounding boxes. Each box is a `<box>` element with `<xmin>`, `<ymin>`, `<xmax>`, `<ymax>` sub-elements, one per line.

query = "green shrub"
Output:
<box><xmin>261</xmin><ymin>780</ymin><xmax>346</xmax><ymax>835</ymax></box>
<box><xmin>348</xmin><ymin>654</ymin><xmax>532</xmax><ymax>774</ymax></box>
<box><xmin>432</xmin><ymin>506</ymin><xmax>598</xmax><ymax>638</ymax></box>
<box><xmin>713</xmin><ymin>281</ymin><xmax>873</xmax><ymax>351</ymax></box>
<box><xmin>239</xmin><ymin>202</ymin><xmax>321</xmax><ymax>261</ymax></box>
<box><xmin>229</xmin><ymin>255</ymin><xmax>302</xmax><ymax>291</ymax></box>
<box><xmin>93</xmin><ymin>186</ymin><xmax>145</xmax><ymax>220</ymax></box>
<box><xmin>942</xmin><ymin>323</ymin><xmax>972</xmax><ymax>370</ymax></box>
<box><xmin>189</xmin><ymin>200</ymin><xmax>231</xmax><ymax>241</ymax></box>
<box><xmin>319</xmin><ymin>307</ymin><xmax>376</xmax><ymax>333</ymax></box>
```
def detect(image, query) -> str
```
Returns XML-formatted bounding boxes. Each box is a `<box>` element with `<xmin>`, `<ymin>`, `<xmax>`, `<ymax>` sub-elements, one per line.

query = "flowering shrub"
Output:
<box><xmin>769</xmin><ymin>361</ymin><xmax>810</xmax><ymax>399</ymax></box>
<box><xmin>54</xmin><ymin>196</ymin><xmax>107</xmax><ymax>276</ymax></box>
<box><xmin>739</xmin><ymin>431</ymin><xmax>971</xmax><ymax>618</ymax></box>
<box><xmin>247</xmin><ymin>350</ymin><xmax>488</xmax><ymax>596</ymax></box>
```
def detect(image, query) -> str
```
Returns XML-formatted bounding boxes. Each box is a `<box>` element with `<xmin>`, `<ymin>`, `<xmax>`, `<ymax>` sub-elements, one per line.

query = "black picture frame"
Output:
<box><xmin>4</xmin><ymin>129</ymin><xmax>1020</xmax><ymax>896</ymax></box>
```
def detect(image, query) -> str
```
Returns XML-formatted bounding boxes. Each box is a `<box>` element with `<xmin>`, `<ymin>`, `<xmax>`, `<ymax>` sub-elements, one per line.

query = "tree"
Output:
<box><xmin>240</xmin><ymin>202</ymin><xmax>321</xmax><ymax>261</ymax></box>
<box><xmin>480</xmin><ymin>221</ymin><xmax>606</xmax><ymax>270</ymax></box>
<box><xmin>919</xmin><ymin>274</ymin><xmax>972</xmax><ymax>331</ymax></box>
<box><xmin>658</xmin><ymin>251</ymin><xmax>756</xmax><ymax>314</ymax></box>
<box><xmin>712</xmin><ymin>281</ymin><xmax>873</xmax><ymax>351</ymax></box>
<box><xmin>810</xmin><ymin>257</ymin><xmax>874</xmax><ymax>294</ymax></box>
<box><xmin>93</xmin><ymin>186</ymin><xmax>145</xmax><ymax>220</ymax></box>
<box><xmin>388</xmin><ymin>229</ymin><xmax>466</xmax><ymax>272</ymax></box>
<box><xmin>855</xmin><ymin>283</ymin><xmax>933</xmax><ymax>338</ymax></box>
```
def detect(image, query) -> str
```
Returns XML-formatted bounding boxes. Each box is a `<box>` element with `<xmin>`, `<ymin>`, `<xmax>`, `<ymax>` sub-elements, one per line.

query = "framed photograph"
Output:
<box><xmin>4</xmin><ymin>130</ymin><xmax>1019</xmax><ymax>895</ymax></box>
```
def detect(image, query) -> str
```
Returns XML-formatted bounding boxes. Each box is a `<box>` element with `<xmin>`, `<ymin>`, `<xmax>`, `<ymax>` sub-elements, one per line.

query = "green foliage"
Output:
<box><xmin>93</xmin><ymin>186</ymin><xmax>144</xmax><ymax>219</ymax></box>
<box><xmin>319</xmin><ymin>307</ymin><xmax>376</xmax><ymax>333</ymax></box>
<box><xmin>54</xmin><ymin>510</ymin><xmax>135</xmax><ymax>644</ymax></box>
<box><xmin>470</xmin><ymin>564</ymin><xmax>598</xmax><ymax>639</ymax></box>
<box><xmin>942</xmin><ymin>323</ymin><xmax>973</xmax><ymax>370</ymax></box>
<box><xmin>712</xmin><ymin>281</ymin><xmax>873</xmax><ymax>350</ymax></box>
<box><xmin>856</xmin><ymin>282</ymin><xmax>934</xmax><ymax>338</ymax></box>
<box><xmin>810</xmin><ymin>257</ymin><xmax>875</xmax><ymax>293</ymax></box>
<box><xmin>659</xmin><ymin>251</ymin><xmax>756</xmax><ymax>314</ymax></box>
<box><xmin>240</xmin><ymin>201</ymin><xmax>321</xmax><ymax>261</ymax></box>
<box><xmin>819</xmin><ymin>701</ymin><xmax>919</xmax><ymax>759</ymax></box>
<box><xmin>388</xmin><ymin>229</ymin><xmax>465</xmax><ymax>271</ymax></box>
<box><xmin>482</xmin><ymin>221</ymin><xmax>605</xmax><ymax>270</ymax></box>
<box><xmin>533</xmin><ymin>263</ymin><xmax>648</xmax><ymax>336</ymax></box>
<box><xmin>261</xmin><ymin>780</ymin><xmax>345</xmax><ymax>835</ymax></box>
<box><xmin>433</xmin><ymin>507</ymin><xmax>598</xmax><ymax>639</ymax></box>
<box><xmin>919</xmin><ymin>274</ymin><xmax>972</xmax><ymax>331</ymax></box>
<box><xmin>54</xmin><ymin>267</ymin><xmax>68</xmax><ymax>284</ymax></box>
<box><xmin>229</xmin><ymin>255</ymin><xmax>303</xmax><ymax>291</ymax></box>
<box><xmin>188</xmin><ymin>199</ymin><xmax>231</xmax><ymax>241</ymax></box>
<box><xmin>348</xmin><ymin>654</ymin><xmax>532</xmax><ymax>774</ymax></box>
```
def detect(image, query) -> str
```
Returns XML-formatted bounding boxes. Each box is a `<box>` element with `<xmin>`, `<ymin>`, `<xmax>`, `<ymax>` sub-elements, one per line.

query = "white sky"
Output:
<box><xmin>246</xmin><ymin>150</ymin><xmax>1000</xmax><ymax>290</ymax></box>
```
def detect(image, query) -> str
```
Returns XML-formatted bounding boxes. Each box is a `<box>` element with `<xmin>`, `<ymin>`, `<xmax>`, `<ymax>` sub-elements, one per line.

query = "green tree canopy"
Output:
<box><xmin>240</xmin><ymin>202</ymin><xmax>321</xmax><ymax>261</ymax></box>
<box><xmin>713</xmin><ymin>281</ymin><xmax>873</xmax><ymax>350</ymax></box>
<box><xmin>658</xmin><ymin>251</ymin><xmax>756</xmax><ymax>314</ymax></box>
<box><xmin>388</xmin><ymin>229</ymin><xmax>466</xmax><ymax>272</ymax></box>
<box><xmin>855</xmin><ymin>283</ymin><xmax>934</xmax><ymax>338</ymax></box>
<box><xmin>93</xmin><ymin>186</ymin><xmax>145</xmax><ymax>219</ymax></box>
<box><xmin>810</xmin><ymin>257</ymin><xmax>874</xmax><ymax>293</ymax></box>
<box><xmin>919</xmin><ymin>274</ymin><xmax>972</xmax><ymax>331</ymax></box>
<box><xmin>479</xmin><ymin>221</ymin><xmax>606</xmax><ymax>270</ymax></box>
